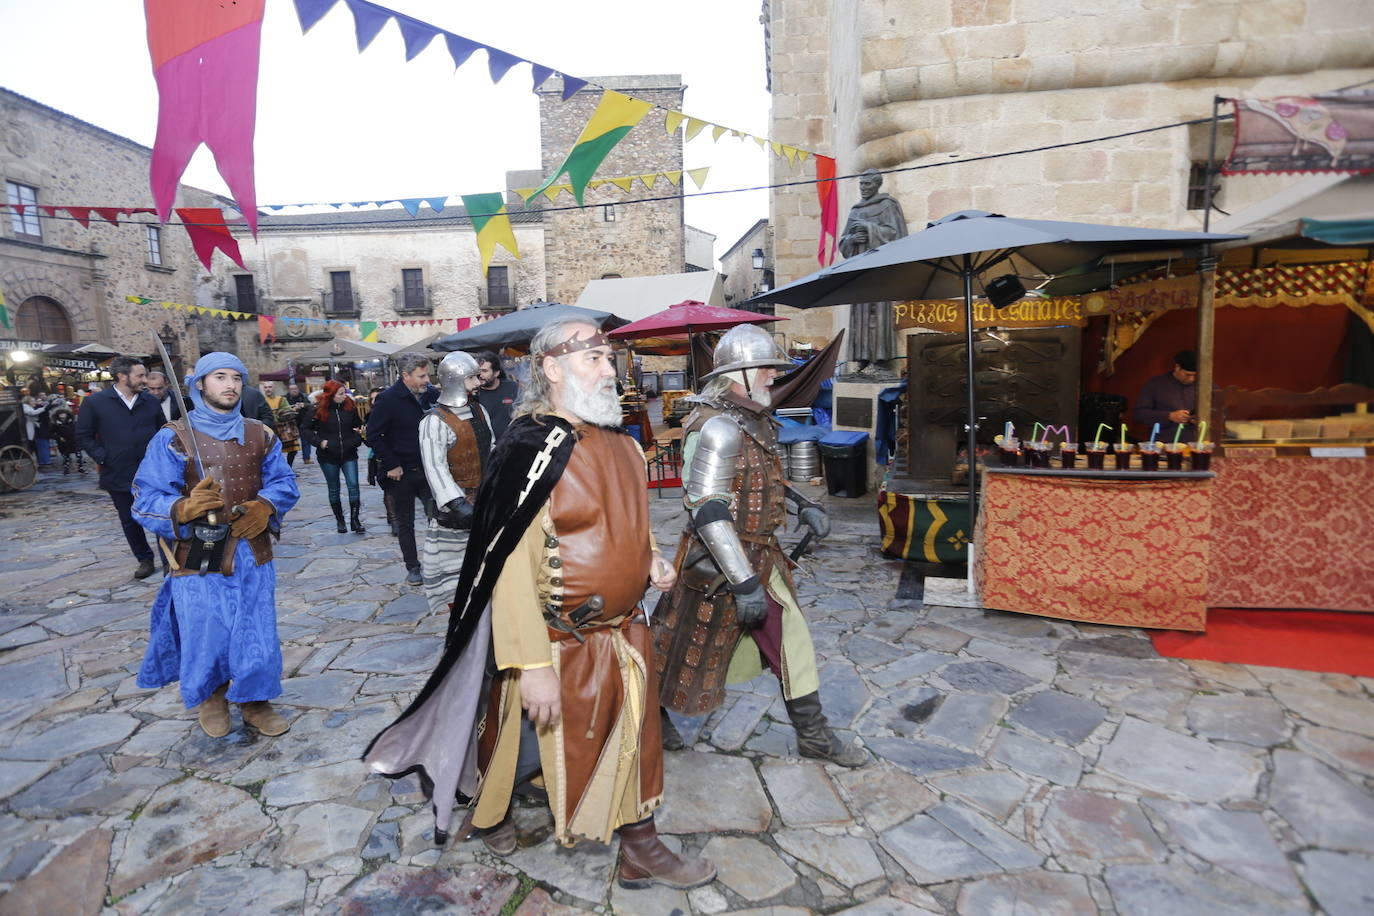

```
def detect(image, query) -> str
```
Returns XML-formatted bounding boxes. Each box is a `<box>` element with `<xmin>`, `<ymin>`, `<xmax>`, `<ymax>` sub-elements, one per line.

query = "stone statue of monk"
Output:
<box><xmin>837</xmin><ymin>169</ymin><xmax>908</xmax><ymax>373</ymax></box>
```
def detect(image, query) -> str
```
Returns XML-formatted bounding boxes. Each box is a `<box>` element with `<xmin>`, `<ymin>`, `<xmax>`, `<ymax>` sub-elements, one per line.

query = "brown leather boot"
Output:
<box><xmin>481</xmin><ymin>813</ymin><xmax>517</xmax><ymax>856</ymax></box>
<box><xmin>617</xmin><ymin>817</ymin><xmax>716</xmax><ymax>890</ymax></box>
<box><xmin>785</xmin><ymin>691</ymin><xmax>869</xmax><ymax>768</ymax></box>
<box><xmin>240</xmin><ymin>701</ymin><xmax>290</xmax><ymax>736</ymax></box>
<box><xmin>197</xmin><ymin>683</ymin><xmax>231</xmax><ymax>738</ymax></box>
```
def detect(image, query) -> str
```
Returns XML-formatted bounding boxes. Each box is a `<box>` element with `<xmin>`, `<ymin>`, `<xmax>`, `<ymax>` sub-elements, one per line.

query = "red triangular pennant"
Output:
<box><xmin>65</xmin><ymin>207</ymin><xmax>93</xmax><ymax>228</ymax></box>
<box><xmin>40</xmin><ymin>206</ymin><xmax>58</xmax><ymax>218</ymax></box>
<box><xmin>93</xmin><ymin>208</ymin><xmax>122</xmax><ymax>226</ymax></box>
<box><xmin>175</xmin><ymin>207</ymin><xmax>246</xmax><ymax>271</ymax></box>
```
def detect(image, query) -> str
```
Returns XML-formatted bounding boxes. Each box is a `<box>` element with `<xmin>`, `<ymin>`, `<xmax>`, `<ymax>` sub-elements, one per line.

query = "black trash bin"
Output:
<box><xmin>819</xmin><ymin>430</ymin><xmax>868</xmax><ymax>498</ymax></box>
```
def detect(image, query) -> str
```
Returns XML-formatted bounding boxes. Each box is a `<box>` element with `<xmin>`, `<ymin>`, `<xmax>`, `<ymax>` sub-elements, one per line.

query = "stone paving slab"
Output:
<box><xmin>3</xmin><ymin>458</ymin><xmax>1372</xmax><ymax>913</ymax></box>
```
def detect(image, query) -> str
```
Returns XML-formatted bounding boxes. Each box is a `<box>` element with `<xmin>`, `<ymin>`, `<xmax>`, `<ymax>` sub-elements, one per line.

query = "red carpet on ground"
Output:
<box><xmin>1151</xmin><ymin>608</ymin><xmax>1374</xmax><ymax>677</ymax></box>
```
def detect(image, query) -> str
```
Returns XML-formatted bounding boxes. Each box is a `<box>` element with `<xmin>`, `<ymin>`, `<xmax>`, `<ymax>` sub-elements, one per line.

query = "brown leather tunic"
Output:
<box><xmin>545</xmin><ymin>426</ymin><xmax>653</xmax><ymax>620</ymax></box>
<box><xmin>432</xmin><ymin>406</ymin><xmax>484</xmax><ymax>494</ymax></box>
<box><xmin>166</xmin><ymin>419</ymin><xmax>274</xmax><ymax>575</ymax></box>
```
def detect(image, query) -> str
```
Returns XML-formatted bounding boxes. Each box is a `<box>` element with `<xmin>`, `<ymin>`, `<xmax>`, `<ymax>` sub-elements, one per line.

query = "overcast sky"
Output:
<box><xmin>0</xmin><ymin>0</ymin><xmax>780</xmax><ymax>262</ymax></box>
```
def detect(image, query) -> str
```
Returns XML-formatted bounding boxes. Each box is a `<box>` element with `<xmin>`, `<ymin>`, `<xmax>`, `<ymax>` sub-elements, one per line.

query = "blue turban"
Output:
<box><xmin>185</xmin><ymin>352</ymin><xmax>248</xmax><ymax>444</ymax></box>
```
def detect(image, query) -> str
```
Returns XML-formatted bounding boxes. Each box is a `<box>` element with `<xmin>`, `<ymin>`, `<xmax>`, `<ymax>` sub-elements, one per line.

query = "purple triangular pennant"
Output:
<box><xmin>561</xmin><ymin>76</ymin><xmax>589</xmax><ymax>100</ymax></box>
<box><xmin>485</xmin><ymin>47</ymin><xmax>522</xmax><ymax>83</ymax></box>
<box><xmin>424</xmin><ymin>197</ymin><xmax>447</xmax><ymax>213</ymax></box>
<box><xmin>395</xmin><ymin>14</ymin><xmax>440</xmax><ymax>60</ymax></box>
<box><xmin>344</xmin><ymin>0</ymin><xmax>391</xmax><ymax>51</ymax></box>
<box><xmin>531</xmin><ymin>63</ymin><xmax>554</xmax><ymax>91</ymax></box>
<box><xmin>398</xmin><ymin>198</ymin><xmax>423</xmax><ymax>217</ymax></box>
<box><xmin>293</xmin><ymin>0</ymin><xmax>339</xmax><ymax>32</ymax></box>
<box><xmin>444</xmin><ymin>33</ymin><xmax>480</xmax><ymax>70</ymax></box>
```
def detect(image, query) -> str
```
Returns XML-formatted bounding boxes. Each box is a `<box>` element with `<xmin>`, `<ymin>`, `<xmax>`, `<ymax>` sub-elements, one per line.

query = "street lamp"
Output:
<box><xmin>751</xmin><ymin>248</ymin><xmax>765</xmax><ymax>270</ymax></box>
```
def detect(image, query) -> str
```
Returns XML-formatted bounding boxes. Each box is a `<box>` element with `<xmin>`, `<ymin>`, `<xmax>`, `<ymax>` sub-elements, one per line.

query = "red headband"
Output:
<box><xmin>540</xmin><ymin>330</ymin><xmax>609</xmax><ymax>359</ymax></box>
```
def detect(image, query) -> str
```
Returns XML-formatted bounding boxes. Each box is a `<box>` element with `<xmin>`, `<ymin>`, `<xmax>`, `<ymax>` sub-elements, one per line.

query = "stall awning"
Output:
<box><xmin>1296</xmin><ymin>218</ymin><xmax>1374</xmax><ymax>246</ymax></box>
<box><xmin>290</xmin><ymin>338</ymin><xmax>402</xmax><ymax>361</ymax></box>
<box><xmin>576</xmin><ymin>271</ymin><xmax>725</xmax><ymax>322</ymax></box>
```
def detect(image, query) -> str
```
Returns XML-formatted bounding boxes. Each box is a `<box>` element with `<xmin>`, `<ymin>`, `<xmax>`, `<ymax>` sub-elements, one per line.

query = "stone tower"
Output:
<box><xmin>536</xmin><ymin>75</ymin><xmax>686</xmax><ymax>305</ymax></box>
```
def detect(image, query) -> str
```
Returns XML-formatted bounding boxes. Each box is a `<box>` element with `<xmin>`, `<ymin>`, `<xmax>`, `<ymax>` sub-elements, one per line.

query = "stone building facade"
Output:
<box><xmin>0</xmin><ymin>87</ymin><xmax>226</xmax><ymax>377</ymax></box>
<box><xmin>765</xmin><ymin>0</ymin><xmax>1374</xmax><ymax>346</ymax></box>
<box><xmin>538</xmin><ymin>75</ymin><xmax>687</xmax><ymax>305</ymax></box>
<box><xmin>210</xmin><ymin>207</ymin><xmax>546</xmax><ymax>374</ymax></box>
<box><xmin>720</xmin><ymin>218</ymin><xmax>774</xmax><ymax>310</ymax></box>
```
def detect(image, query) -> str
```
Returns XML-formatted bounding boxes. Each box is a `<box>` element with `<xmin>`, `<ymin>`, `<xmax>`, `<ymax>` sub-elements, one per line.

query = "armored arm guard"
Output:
<box><xmin>418</xmin><ymin>412</ymin><xmax>463</xmax><ymax>508</ymax></box>
<box><xmin>684</xmin><ymin>415</ymin><xmax>755</xmax><ymax>588</ymax></box>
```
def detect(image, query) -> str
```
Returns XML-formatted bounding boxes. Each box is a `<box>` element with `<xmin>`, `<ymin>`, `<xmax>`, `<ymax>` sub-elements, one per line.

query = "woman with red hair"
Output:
<box><xmin>304</xmin><ymin>380</ymin><xmax>366</xmax><ymax>533</ymax></box>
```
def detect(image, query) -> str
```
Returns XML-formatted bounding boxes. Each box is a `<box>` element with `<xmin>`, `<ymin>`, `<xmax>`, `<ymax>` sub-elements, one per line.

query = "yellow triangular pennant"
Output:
<box><xmin>514</xmin><ymin>187</ymin><xmax>540</xmax><ymax>202</ymax></box>
<box><xmin>783</xmin><ymin>145</ymin><xmax>799</xmax><ymax>163</ymax></box>
<box><xmin>712</xmin><ymin>125</ymin><xmax>727</xmax><ymax>141</ymax></box>
<box><xmin>731</xmin><ymin>130</ymin><xmax>745</xmax><ymax>139</ymax></box>
<box><xmin>588</xmin><ymin>180</ymin><xmax>605</xmax><ymax>188</ymax></box>
<box><xmin>797</xmin><ymin>149</ymin><xmax>812</xmax><ymax>163</ymax></box>
<box><xmin>639</xmin><ymin>174</ymin><xmax>658</xmax><ymax>190</ymax></box>
<box><xmin>610</xmin><ymin>176</ymin><xmax>635</xmax><ymax>192</ymax></box>
<box><xmin>543</xmin><ymin>185</ymin><xmax>566</xmax><ymax>202</ymax></box>
<box><xmin>665</xmin><ymin>111</ymin><xmax>685</xmax><ymax>135</ymax></box>
<box><xmin>685</xmin><ymin>118</ymin><xmax>707</xmax><ymax>140</ymax></box>
<box><xmin>752</xmin><ymin>136</ymin><xmax>766</xmax><ymax>149</ymax></box>
<box><xmin>664</xmin><ymin>170</ymin><xmax>683</xmax><ymax>186</ymax></box>
<box><xmin>770</xmin><ymin>140</ymin><xmax>784</xmax><ymax>156</ymax></box>
<box><xmin>687</xmin><ymin>167</ymin><xmax>710</xmax><ymax>189</ymax></box>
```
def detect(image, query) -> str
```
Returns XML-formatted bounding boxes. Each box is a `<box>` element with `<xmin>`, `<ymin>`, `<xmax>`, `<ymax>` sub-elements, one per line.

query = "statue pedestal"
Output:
<box><xmin>830</xmin><ymin>379</ymin><xmax>894</xmax><ymax>493</ymax></box>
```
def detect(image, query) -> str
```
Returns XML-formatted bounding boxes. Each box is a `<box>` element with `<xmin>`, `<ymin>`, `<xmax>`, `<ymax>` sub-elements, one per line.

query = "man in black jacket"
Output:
<box><xmin>75</xmin><ymin>355</ymin><xmax>165</xmax><ymax>579</ymax></box>
<box><xmin>366</xmin><ymin>353</ymin><xmax>438</xmax><ymax>586</ymax></box>
<box><xmin>240</xmin><ymin>384</ymin><xmax>277</xmax><ymax>431</ymax></box>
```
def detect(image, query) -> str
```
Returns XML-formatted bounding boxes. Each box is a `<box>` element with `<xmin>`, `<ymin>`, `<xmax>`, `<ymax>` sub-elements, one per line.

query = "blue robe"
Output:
<box><xmin>132</xmin><ymin>426</ymin><xmax>300</xmax><ymax>708</ymax></box>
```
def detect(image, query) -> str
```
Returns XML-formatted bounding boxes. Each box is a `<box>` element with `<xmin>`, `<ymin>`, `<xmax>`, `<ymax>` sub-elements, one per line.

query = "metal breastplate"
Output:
<box><xmin>685</xmin><ymin>401</ymin><xmax>787</xmax><ymax>539</ymax></box>
<box><xmin>434</xmin><ymin>407</ymin><xmax>484</xmax><ymax>492</ymax></box>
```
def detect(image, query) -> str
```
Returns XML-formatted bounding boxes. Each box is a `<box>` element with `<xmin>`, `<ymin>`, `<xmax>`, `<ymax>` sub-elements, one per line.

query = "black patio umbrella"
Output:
<box><xmin>750</xmin><ymin>210</ymin><xmax>1244</xmax><ymax>550</ymax></box>
<box><xmin>432</xmin><ymin>302</ymin><xmax>630</xmax><ymax>353</ymax></box>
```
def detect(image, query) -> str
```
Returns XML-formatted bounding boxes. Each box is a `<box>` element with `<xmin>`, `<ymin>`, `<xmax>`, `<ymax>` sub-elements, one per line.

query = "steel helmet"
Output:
<box><xmin>436</xmin><ymin>351</ymin><xmax>482</xmax><ymax>408</ymax></box>
<box><xmin>700</xmin><ymin>324</ymin><xmax>792</xmax><ymax>381</ymax></box>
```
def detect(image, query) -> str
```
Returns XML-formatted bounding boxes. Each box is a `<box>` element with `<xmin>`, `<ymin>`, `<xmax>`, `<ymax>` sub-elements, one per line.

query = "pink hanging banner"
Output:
<box><xmin>145</xmin><ymin>0</ymin><xmax>265</xmax><ymax>232</ymax></box>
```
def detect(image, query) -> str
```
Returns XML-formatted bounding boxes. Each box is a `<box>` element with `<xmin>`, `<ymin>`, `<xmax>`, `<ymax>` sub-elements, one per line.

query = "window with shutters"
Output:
<box><xmin>145</xmin><ymin>226</ymin><xmax>163</xmax><ymax>266</ymax></box>
<box><xmin>327</xmin><ymin>271</ymin><xmax>356</xmax><ymax>314</ymax></box>
<box><xmin>234</xmin><ymin>274</ymin><xmax>258</xmax><ymax>313</ymax></box>
<box><xmin>486</xmin><ymin>266</ymin><xmax>511</xmax><ymax>309</ymax></box>
<box><xmin>5</xmin><ymin>181</ymin><xmax>41</xmax><ymax>239</ymax></box>
<box><xmin>402</xmin><ymin>268</ymin><xmax>425</xmax><ymax>310</ymax></box>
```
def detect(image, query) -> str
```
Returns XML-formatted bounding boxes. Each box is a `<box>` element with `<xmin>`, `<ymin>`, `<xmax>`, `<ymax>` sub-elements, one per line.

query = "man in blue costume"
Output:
<box><xmin>132</xmin><ymin>353</ymin><xmax>300</xmax><ymax>738</ymax></box>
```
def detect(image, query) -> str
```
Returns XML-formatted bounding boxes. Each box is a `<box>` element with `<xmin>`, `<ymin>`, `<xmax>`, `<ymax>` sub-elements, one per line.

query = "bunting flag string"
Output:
<box><xmin>512</xmin><ymin>166</ymin><xmax>708</xmax><ymax>203</ymax></box>
<box><xmin>289</xmin><ymin>0</ymin><xmax>819</xmax><ymax>160</ymax></box>
<box><xmin>129</xmin><ymin>294</ymin><xmax>500</xmax><ymax>338</ymax></box>
<box><xmin>660</xmin><ymin>109</ymin><xmax>811</xmax><ymax>165</ymax></box>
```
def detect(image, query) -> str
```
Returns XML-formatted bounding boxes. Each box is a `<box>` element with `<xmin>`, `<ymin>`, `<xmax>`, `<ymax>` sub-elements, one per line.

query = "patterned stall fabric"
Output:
<box><xmin>975</xmin><ymin>474</ymin><xmax>1212</xmax><ymax>631</ymax></box>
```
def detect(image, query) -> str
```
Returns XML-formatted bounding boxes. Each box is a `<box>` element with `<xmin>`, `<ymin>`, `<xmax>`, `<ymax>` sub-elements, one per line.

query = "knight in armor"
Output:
<box><xmin>652</xmin><ymin>324</ymin><xmax>868</xmax><ymax>767</ymax></box>
<box><xmin>131</xmin><ymin>353</ymin><xmax>301</xmax><ymax>739</ymax></box>
<box><xmin>417</xmin><ymin>352</ymin><xmax>493</xmax><ymax>618</ymax></box>
<box><xmin>366</xmin><ymin>318</ymin><xmax>715</xmax><ymax>891</ymax></box>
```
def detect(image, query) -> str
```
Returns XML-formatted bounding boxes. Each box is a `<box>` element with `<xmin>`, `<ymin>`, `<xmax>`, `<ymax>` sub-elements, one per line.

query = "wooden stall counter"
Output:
<box><xmin>974</xmin><ymin>466</ymin><xmax>1214</xmax><ymax>631</ymax></box>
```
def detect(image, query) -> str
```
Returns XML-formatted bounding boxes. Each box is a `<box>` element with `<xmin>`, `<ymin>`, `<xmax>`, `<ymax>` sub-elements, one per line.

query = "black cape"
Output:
<box><xmin>363</xmin><ymin>415</ymin><xmax>578</xmax><ymax>761</ymax></box>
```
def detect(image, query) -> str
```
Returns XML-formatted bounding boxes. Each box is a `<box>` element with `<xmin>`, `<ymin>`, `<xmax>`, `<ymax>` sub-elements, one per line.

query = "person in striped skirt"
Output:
<box><xmin>417</xmin><ymin>352</ymin><xmax>492</xmax><ymax>617</ymax></box>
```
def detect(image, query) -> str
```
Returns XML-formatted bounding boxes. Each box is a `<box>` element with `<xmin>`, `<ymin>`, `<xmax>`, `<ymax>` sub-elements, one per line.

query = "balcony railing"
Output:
<box><xmin>392</xmin><ymin>286</ymin><xmax>433</xmax><ymax>315</ymax></box>
<box><xmin>477</xmin><ymin>285</ymin><xmax>515</xmax><ymax>313</ymax></box>
<box><xmin>323</xmin><ymin>289</ymin><xmax>361</xmax><ymax>318</ymax></box>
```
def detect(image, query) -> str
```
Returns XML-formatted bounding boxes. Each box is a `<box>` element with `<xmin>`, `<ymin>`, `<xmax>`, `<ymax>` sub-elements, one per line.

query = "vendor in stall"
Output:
<box><xmin>1133</xmin><ymin>349</ymin><xmax>1197</xmax><ymax>442</ymax></box>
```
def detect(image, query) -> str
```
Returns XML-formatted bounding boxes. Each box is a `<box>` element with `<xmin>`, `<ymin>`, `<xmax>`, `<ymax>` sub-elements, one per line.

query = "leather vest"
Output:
<box><xmin>165</xmin><ymin>419</ymin><xmax>273</xmax><ymax>575</ymax></box>
<box><xmin>433</xmin><ymin>406</ymin><xmax>486</xmax><ymax>494</ymax></box>
<box><xmin>544</xmin><ymin>426</ymin><xmax>652</xmax><ymax>619</ymax></box>
<box><xmin>684</xmin><ymin>400</ymin><xmax>788</xmax><ymax>540</ymax></box>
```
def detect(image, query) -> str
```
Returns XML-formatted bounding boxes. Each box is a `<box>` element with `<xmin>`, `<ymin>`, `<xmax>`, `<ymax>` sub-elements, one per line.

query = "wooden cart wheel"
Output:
<box><xmin>0</xmin><ymin>444</ymin><xmax>38</xmax><ymax>492</ymax></box>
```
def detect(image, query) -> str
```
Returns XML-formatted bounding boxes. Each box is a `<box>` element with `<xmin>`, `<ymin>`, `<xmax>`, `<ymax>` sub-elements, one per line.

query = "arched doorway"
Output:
<box><xmin>14</xmin><ymin>296</ymin><xmax>74</xmax><ymax>344</ymax></box>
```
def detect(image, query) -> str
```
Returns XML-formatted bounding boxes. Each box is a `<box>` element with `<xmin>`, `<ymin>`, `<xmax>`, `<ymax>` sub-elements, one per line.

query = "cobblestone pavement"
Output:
<box><xmin>2</xmin><ymin>461</ymin><xmax>1373</xmax><ymax>915</ymax></box>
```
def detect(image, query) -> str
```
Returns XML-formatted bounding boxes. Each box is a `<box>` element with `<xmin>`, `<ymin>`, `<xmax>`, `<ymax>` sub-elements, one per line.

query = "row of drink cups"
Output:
<box><xmin>999</xmin><ymin>440</ymin><xmax>1215</xmax><ymax>471</ymax></box>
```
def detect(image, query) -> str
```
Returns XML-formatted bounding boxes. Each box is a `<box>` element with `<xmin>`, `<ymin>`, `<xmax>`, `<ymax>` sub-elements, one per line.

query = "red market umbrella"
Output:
<box><xmin>608</xmin><ymin>300</ymin><xmax>787</xmax><ymax>389</ymax></box>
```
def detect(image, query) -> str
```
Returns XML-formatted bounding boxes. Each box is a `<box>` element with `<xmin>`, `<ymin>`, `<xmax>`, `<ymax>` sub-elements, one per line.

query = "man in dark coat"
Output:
<box><xmin>365</xmin><ymin>353</ymin><xmax>439</xmax><ymax>586</ymax></box>
<box><xmin>240</xmin><ymin>384</ymin><xmax>277</xmax><ymax>431</ymax></box>
<box><xmin>75</xmin><ymin>355</ymin><xmax>165</xmax><ymax>579</ymax></box>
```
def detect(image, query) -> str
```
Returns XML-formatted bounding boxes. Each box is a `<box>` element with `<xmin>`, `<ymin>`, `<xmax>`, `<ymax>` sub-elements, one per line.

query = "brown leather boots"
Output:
<box><xmin>616</xmin><ymin>817</ymin><xmax>716</xmax><ymax>890</ymax></box>
<box><xmin>195</xmin><ymin>684</ymin><xmax>290</xmax><ymax>737</ymax></box>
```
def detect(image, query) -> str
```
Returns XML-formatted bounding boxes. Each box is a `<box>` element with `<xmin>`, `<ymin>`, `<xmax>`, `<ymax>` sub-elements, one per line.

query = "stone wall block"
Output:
<box><xmin>1044</xmin><ymin>151</ymin><xmax>1109</xmax><ymax>182</ymax></box>
<box><xmin>952</xmin><ymin>0</ymin><xmax>1013</xmax><ymax>29</ymax></box>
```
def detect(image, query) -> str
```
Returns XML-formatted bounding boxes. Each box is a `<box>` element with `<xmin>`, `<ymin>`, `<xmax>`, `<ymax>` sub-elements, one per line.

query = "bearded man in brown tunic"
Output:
<box><xmin>365</xmin><ymin>318</ymin><xmax>715</xmax><ymax>891</ymax></box>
